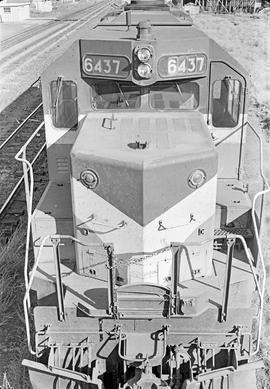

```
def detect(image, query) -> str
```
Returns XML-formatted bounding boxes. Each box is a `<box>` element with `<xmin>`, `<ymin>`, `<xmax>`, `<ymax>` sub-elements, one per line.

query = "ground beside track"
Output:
<box><xmin>0</xmin><ymin>20</ymin><xmax>49</xmax><ymax>41</ymax></box>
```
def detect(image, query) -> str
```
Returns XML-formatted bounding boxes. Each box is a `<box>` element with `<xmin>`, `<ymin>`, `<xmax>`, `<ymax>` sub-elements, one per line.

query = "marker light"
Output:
<box><xmin>137</xmin><ymin>47</ymin><xmax>151</xmax><ymax>63</ymax></box>
<box><xmin>188</xmin><ymin>169</ymin><xmax>206</xmax><ymax>189</ymax></box>
<box><xmin>80</xmin><ymin>169</ymin><xmax>99</xmax><ymax>189</ymax></box>
<box><xmin>137</xmin><ymin>63</ymin><xmax>152</xmax><ymax>79</ymax></box>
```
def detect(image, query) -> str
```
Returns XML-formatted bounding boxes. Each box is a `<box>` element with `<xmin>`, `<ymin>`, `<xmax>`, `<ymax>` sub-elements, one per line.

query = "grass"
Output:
<box><xmin>193</xmin><ymin>12</ymin><xmax>270</xmax><ymax>107</ymax></box>
<box><xmin>0</xmin><ymin>226</ymin><xmax>32</xmax><ymax>389</ymax></box>
<box><xmin>1</xmin><ymin>373</ymin><xmax>14</xmax><ymax>389</ymax></box>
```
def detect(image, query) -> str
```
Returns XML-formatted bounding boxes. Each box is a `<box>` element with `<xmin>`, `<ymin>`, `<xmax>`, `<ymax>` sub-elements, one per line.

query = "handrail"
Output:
<box><xmin>245</xmin><ymin>121</ymin><xmax>270</xmax><ymax>190</ymax></box>
<box><xmin>18</xmin><ymin>118</ymin><xmax>268</xmax><ymax>358</ymax></box>
<box><xmin>15</xmin><ymin>122</ymin><xmax>45</xmax><ymax>309</ymax></box>
<box><xmin>23</xmin><ymin>234</ymin><xmax>103</xmax><ymax>355</ymax></box>
<box><xmin>16</xmin><ymin>121</ymin><xmax>45</xmax><ymax>153</ymax></box>
<box><xmin>226</xmin><ymin>233</ymin><xmax>265</xmax><ymax>356</ymax></box>
<box><xmin>118</xmin><ymin>327</ymin><xmax>168</xmax><ymax>363</ymax></box>
<box><xmin>0</xmin><ymin>142</ymin><xmax>46</xmax><ymax>218</ymax></box>
<box><xmin>214</xmin><ymin>121</ymin><xmax>245</xmax><ymax>147</ymax></box>
<box><xmin>23</xmin><ymin>231</ymin><xmax>265</xmax><ymax>356</ymax></box>
<box><xmin>239</xmin><ymin>121</ymin><xmax>269</xmax><ymax>355</ymax></box>
<box><xmin>215</xmin><ymin>120</ymin><xmax>270</xmax><ymax>190</ymax></box>
<box><xmin>172</xmin><ymin>233</ymin><xmax>263</xmax><ymax>353</ymax></box>
<box><xmin>0</xmin><ymin>102</ymin><xmax>44</xmax><ymax>218</ymax></box>
<box><xmin>215</xmin><ymin>120</ymin><xmax>269</xmax><ymax>354</ymax></box>
<box><xmin>24</xmin><ymin>235</ymin><xmax>50</xmax><ymax>355</ymax></box>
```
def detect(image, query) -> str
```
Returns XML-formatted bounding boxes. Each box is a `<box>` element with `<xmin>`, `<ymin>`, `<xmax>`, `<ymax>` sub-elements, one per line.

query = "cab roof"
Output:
<box><xmin>86</xmin><ymin>6</ymin><xmax>247</xmax><ymax>78</ymax></box>
<box><xmin>98</xmin><ymin>9</ymin><xmax>192</xmax><ymax>27</ymax></box>
<box><xmin>91</xmin><ymin>8</ymin><xmax>205</xmax><ymax>43</ymax></box>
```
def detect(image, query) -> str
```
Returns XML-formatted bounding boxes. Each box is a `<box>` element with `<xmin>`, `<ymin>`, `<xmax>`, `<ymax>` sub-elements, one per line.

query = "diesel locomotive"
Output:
<box><xmin>18</xmin><ymin>1</ymin><xmax>269</xmax><ymax>388</ymax></box>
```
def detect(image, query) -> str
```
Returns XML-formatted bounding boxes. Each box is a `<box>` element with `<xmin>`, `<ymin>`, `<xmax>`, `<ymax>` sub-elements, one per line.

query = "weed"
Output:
<box><xmin>0</xmin><ymin>226</ymin><xmax>32</xmax><ymax>388</ymax></box>
<box><xmin>0</xmin><ymin>373</ymin><xmax>13</xmax><ymax>389</ymax></box>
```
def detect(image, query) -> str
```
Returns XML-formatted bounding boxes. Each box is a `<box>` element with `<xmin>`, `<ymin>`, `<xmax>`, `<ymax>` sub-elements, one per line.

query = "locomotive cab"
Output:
<box><xmin>20</xmin><ymin>3</ymin><xmax>267</xmax><ymax>389</ymax></box>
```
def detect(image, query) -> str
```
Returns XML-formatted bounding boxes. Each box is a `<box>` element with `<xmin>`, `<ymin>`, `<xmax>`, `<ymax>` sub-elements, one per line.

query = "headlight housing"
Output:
<box><xmin>137</xmin><ymin>63</ymin><xmax>152</xmax><ymax>79</ymax></box>
<box><xmin>80</xmin><ymin>169</ymin><xmax>99</xmax><ymax>189</ymax></box>
<box><xmin>188</xmin><ymin>169</ymin><xmax>206</xmax><ymax>189</ymax></box>
<box><xmin>134</xmin><ymin>45</ymin><xmax>154</xmax><ymax>80</ymax></box>
<box><xmin>137</xmin><ymin>47</ymin><xmax>151</xmax><ymax>63</ymax></box>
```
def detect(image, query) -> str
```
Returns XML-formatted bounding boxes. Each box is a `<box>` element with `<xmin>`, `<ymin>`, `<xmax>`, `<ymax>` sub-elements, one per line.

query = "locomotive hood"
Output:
<box><xmin>70</xmin><ymin>111</ymin><xmax>217</xmax><ymax>227</ymax></box>
<box><xmin>70</xmin><ymin>110</ymin><xmax>217</xmax><ymax>283</ymax></box>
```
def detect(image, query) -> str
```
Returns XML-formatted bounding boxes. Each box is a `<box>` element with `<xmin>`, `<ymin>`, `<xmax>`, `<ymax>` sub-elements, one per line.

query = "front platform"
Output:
<box><xmin>26</xmin><ymin>153</ymin><xmax>262</xmax><ymax>389</ymax></box>
<box><xmin>31</xmin><ymin>177</ymin><xmax>258</xmax><ymax>326</ymax></box>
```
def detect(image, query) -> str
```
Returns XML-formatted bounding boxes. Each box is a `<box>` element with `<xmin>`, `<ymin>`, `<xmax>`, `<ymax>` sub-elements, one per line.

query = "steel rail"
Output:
<box><xmin>0</xmin><ymin>140</ymin><xmax>46</xmax><ymax>218</ymax></box>
<box><xmin>0</xmin><ymin>102</ymin><xmax>43</xmax><ymax>152</ymax></box>
<box><xmin>0</xmin><ymin>0</ymin><xmax>108</xmax><ymax>51</ymax></box>
<box><xmin>0</xmin><ymin>98</ymin><xmax>44</xmax><ymax>218</ymax></box>
<box><xmin>0</xmin><ymin>1</ymin><xmax>110</xmax><ymax>73</ymax></box>
<box><xmin>30</xmin><ymin>78</ymin><xmax>40</xmax><ymax>88</ymax></box>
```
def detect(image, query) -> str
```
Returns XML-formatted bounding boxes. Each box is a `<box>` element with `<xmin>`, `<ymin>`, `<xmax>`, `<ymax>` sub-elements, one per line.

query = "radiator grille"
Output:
<box><xmin>56</xmin><ymin>157</ymin><xmax>69</xmax><ymax>174</ymax></box>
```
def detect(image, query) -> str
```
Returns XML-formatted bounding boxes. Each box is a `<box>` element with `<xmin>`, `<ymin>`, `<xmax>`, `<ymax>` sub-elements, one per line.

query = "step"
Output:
<box><xmin>214</xmin><ymin>227</ymin><xmax>253</xmax><ymax>239</ymax></box>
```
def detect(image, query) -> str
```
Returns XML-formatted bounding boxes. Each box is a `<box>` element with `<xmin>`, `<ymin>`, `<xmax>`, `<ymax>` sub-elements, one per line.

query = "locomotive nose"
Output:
<box><xmin>71</xmin><ymin>111</ymin><xmax>217</xmax><ymax>282</ymax></box>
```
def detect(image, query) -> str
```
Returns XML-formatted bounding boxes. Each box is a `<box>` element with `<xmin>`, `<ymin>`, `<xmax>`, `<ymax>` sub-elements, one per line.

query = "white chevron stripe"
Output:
<box><xmin>72</xmin><ymin>175</ymin><xmax>217</xmax><ymax>254</ymax></box>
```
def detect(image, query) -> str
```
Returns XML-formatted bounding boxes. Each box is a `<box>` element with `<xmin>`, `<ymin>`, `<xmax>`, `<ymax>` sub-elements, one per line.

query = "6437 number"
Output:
<box><xmin>83</xmin><ymin>57</ymin><xmax>121</xmax><ymax>75</ymax></box>
<box><xmin>82</xmin><ymin>54</ymin><xmax>130</xmax><ymax>78</ymax></box>
<box><xmin>167</xmin><ymin>55</ymin><xmax>206</xmax><ymax>75</ymax></box>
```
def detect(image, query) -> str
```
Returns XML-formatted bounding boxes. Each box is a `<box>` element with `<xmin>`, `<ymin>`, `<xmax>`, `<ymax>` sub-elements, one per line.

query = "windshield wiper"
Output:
<box><xmin>175</xmin><ymin>81</ymin><xmax>183</xmax><ymax>97</ymax></box>
<box><xmin>116</xmin><ymin>82</ymin><xmax>129</xmax><ymax>108</ymax></box>
<box><xmin>53</xmin><ymin>76</ymin><xmax>63</xmax><ymax>122</ymax></box>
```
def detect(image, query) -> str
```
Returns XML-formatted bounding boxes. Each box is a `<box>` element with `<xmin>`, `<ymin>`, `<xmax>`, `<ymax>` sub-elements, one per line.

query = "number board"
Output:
<box><xmin>82</xmin><ymin>54</ymin><xmax>130</xmax><ymax>78</ymax></box>
<box><xmin>158</xmin><ymin>54</ymin><xmax>207</xmax><ymax>78</ymax></box>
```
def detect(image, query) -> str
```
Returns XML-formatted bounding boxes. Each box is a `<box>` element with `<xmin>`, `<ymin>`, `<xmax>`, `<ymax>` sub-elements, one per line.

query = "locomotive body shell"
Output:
<box><xmin>21</xmin><ymin>3</ymin><xmax>267</xmax><ymax>389</ymax></box>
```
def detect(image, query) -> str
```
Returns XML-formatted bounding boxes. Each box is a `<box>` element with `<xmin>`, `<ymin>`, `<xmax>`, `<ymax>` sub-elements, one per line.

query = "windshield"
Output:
<box><xmin>90</xmin><ymin>80</ymin><xmax>199</xmax><ymax>110</ymax></box>
<box><xmin>149</xmin><ymin>80</ymin><xmax>199</xmax><ymax>110</ymax></box>
<box><xmin>91</xmin><ymin>81</ymin><xmax>141</xmax><ymax>110</ymax></box>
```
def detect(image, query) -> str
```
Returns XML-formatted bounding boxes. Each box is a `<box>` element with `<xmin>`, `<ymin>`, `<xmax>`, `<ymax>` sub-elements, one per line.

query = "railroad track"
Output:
<box><xmin>0</xmin><ymin>82</ymin><xmax>48</xmax><ymax>243</ymax></box>
<box><xmin>0</xmin><ymin>1</ymin><xmax>106</xmax><ymax>52</ymax></box>
<box><xmin>0</xmin><ymin>0</ymin><xmax>112</xmax><ymax>83</ymax></box>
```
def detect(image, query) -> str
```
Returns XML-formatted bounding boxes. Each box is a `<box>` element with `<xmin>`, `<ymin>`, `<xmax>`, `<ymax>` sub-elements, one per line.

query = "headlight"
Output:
<box><xmin>137</xmin><ymin>47</ymin><xmax>151</xmax><ymax>62</ymax></box>
<box><xmin>137</xmin><ymin>63</ymin><xmax>152</xmax><ymax>79</ymax></box>
<box><xmin>188</xmin><ymin>169</ymin><xmax>206</xmax><ymax>189</ymax></box>
<box><xmin>80</xmin><ymin>169</ymin><xmax>99</xmax><ymax>189</ymax></box>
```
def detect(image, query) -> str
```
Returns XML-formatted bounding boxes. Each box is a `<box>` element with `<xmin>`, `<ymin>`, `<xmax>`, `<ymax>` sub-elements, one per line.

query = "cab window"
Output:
<box><xmin>91</xmin><ymin>81</ymin><xmax>141</xmax><ymax>110</ymax></box>
<box><xmin>51</xmin><ymin>79</ymin><xmax>78</xmax><ymax>129</ymax></box>
<box><xmin>149</xmin><ymin>80</ymin><xmax>199</xmax><ymax>110</ymax></box>
<box><xmin>212</xmin><ymin>78</ymin><xmax>241</xmax><ymax>128</ymax></box>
